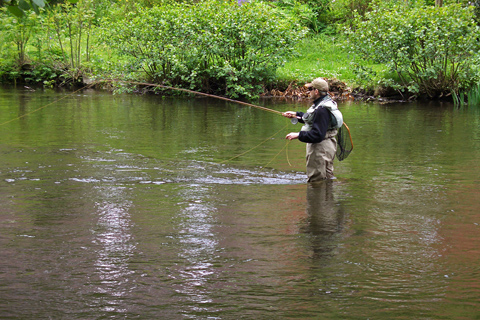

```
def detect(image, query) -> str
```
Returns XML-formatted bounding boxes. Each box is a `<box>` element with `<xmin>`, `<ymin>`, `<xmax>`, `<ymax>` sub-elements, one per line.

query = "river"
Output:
<box><xmin>0</xmin><ymin>86</ymin><xmax>479</xmax><ymax>319</ymax></box>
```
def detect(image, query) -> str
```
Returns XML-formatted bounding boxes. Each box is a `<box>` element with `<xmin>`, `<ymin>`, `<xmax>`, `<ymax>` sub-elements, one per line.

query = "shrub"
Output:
<box><xmin>0</xmin><ymin>8</ymin><xmax>40</xmax><ymax>65</ymax></box>
<box><xmin>346</xmin><ymin>4</ymin><xmax>480</xmax><ymax>98</ymax></box>
<box><xmin>272</xmin><ymin>0</ymin><xmax>318</xmax><ymax>32</ymax></box>
<box><xmin>100</xmin><ymin>0</ymin><xmax>306</xmax><ymax>99</ymax></box>
<box><xmin>330</xmin><ymin>0</ymin><xmax>372</xmax><ymax>28</ymax></box>
<box><xmin>272</xmin><ymin>0</ymin><xmax>332</xmax><ymax>33</ymax></box>
<box><xmin>44</xmin><ymin>0</ymin><xmax>96</xmax><ymax>82</ymax></box>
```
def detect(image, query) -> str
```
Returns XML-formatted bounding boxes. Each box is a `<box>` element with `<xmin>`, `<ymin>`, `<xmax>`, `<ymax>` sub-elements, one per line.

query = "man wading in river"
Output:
<box><xmin>282</xmin><ymin>78</ymin><xmax>342</xmax><ymax>182</ymax></box>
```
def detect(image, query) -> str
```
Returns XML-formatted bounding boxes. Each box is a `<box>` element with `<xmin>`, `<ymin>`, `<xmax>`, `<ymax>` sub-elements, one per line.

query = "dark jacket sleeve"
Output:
<box><xmin>296</xmin><ymin>111</ymin><xmax>305</xmax><ymax>123</ymax></box>
<box><xmin>298</xmin><ymin>107</ymin><xmax>330</xmax><ymax>143</ymax></box>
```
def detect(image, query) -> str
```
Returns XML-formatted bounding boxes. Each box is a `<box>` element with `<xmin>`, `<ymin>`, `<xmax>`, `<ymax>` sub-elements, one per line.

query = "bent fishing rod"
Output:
<box><xmin>98</xmin><ymin>79</ymin><xmax>283</xmax><ymax>117</ymax></box>
<box><xmin>98</xmin><ymin>79</ymin><xmax>353</xmax><ymax>149</ymax></box>
<box><xmin>0</xmin><ymin>79</ymin><xmax>352</xmax><ymax>167</ymax></box>
<box><xmin>97</xmin><ymin>79</ymin><xmax>354</xmax><ymax>155</ymax></box>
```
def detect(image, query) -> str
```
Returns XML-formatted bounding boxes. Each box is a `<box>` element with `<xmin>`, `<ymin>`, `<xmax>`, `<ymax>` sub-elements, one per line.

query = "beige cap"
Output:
<box><xmin>305</xmin><ymin>77</ymin><xmax>329</xmax><ymax>92</ymax></box>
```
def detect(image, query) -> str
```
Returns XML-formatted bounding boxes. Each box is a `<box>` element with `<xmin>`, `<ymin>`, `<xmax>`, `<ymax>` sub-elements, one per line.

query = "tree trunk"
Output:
<box><xmin>435</xmin><ymin>0</ymin><xmax>443</xmax><ymax>7</ymax></box>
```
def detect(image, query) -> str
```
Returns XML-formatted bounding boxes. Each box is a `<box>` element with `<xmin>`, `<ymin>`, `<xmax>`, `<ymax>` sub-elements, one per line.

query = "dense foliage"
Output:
<box><xmin>101</xmin><ymin>0</ymin><xmax>306</xmax><ymax>98</ymax></box>
<box><xmin>0</xmin><ymin>0</ymin><xmax>96</xmax><ymax>85</ymax></box>
<box><xmin>347</xmin><ymin>3</ymin><xmax>480</xmax><ymax>98</ymax></box>
<box><xmin>1</xmin><ymin>0</ymin><xmax>480</xmax><ymax>101</ymax></box>
<box><xmin>273</xmin><ymin>0</ymin><xmax>332</xmax><ymax>33</ymax></box>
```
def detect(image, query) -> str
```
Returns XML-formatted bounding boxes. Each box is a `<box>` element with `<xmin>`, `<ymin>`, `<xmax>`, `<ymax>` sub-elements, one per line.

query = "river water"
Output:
<box><xmin>0</xmin><ymin>86</ymin><xmax>479</xmax><ymax>319</ymax></box>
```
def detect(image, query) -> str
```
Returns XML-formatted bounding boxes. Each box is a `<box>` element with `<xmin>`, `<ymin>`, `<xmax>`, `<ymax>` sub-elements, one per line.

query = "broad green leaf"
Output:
<box><xmin>7</xmin><ymin>6</ymin><xmax>24</xmax><ymax>17</ymax></box>
<box><xmin>18</xmin><ymin>0</ymin><xmax>30</xmax><ymax>11</ymax></box>
<box><xmin>31</xmin><ymin>0</ymin><xmax>45</xmax><ymax>8</ymax></box>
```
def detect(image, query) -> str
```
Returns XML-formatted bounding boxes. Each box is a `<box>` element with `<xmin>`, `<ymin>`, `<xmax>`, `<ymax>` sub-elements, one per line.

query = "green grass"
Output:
<box><xmin>454</xmin><ymin>82</ymin><xmax>480</xmax><ymax>109</ymax></box>
<box><xmin>276</xmin><ymin>34</ymin><xmax>385</xmax><ymax>90</ymax></box>
<box><xmin>467</xmin><ymin>83</ymin><xmax>480</xmax><ymax>108</ymax></box>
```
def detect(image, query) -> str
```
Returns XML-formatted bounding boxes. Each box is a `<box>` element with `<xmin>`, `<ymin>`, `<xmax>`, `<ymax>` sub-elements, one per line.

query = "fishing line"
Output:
<box><xmin>286</xmin><ymin>140</ymin><xmax>292</xmax><ymax>167</ymax></box>
<box><xmin>219</xmin><ymin>124</ymin><xmax>289</xmax><ymax>164</ymax></box>
<box><xmin>0</xmin><ymin>83</ymin><xmax>94</xmax><ymax>127</ymax></box>
<box><xmin>261</xmin><ymin>139</ymin><xmax>290</xmax><ymax>170</ymax></box>
<box><xmin>102</xmin><ymin>79</ymin><xmax>299</xmax><ymax>167</ymax></box>
<box><xmin>2</xmin><ymin>79</ymin><xmax>350</xmax><ymax>168</ymax></box>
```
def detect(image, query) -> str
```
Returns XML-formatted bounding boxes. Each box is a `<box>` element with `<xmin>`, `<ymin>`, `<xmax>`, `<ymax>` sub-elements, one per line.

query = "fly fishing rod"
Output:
<box><xmin>99</xmin><ymin>79</ymin><xmax>283</xmax><ymax>116</ymax></box>
<box><xmin>97</xmin><ymin>79</ymin><xmax>299</xmax><ymax>165</ymax></box>
<box><xmin>0</xmin><ymin>79</ymin><xmax>352</xmax><ymax>167</ymax></box>
<box><xmin>98</xmin><ymin>79</ymin><xmax>353</xmax><ymax>161</ymax></box>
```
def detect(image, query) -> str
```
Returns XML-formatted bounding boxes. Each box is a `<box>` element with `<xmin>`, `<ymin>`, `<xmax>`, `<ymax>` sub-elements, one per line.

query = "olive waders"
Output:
<box><xmin>305</xmin><ymin>129</ymin><xmax>337</xmax><ymax>182</ymax></box>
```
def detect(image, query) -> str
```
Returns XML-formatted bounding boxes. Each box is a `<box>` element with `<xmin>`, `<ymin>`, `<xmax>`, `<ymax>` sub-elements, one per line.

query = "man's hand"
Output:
<box><xmin>286</xmin><ymin>132</ymin><xmax>299</xmax><ymax>140</ymax></box>
<box><xmin>282</xmin><ymin>111</ymin><xmax>296</xmax><ymax>119</ymax></box>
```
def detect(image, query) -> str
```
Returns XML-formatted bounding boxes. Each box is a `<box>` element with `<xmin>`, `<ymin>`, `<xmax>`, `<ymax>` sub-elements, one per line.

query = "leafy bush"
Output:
<box><xmin>273</xmin><ymin>0</ymin><xmax>332</xmax><ymax>33</ymax></box>
<box><xmin>346</xmin><ymin>4</ymin><xmax>480</xmax><ymax>98</ymax></box>
<box><xmin>100</xmin><ymin>0</ymin><xmax>306</xmax><ymax>98</ymax></box>
<box><xmin>330</xmin><ymin>0</ymin><xmax>372</xmax><ymax>28</ymax></box>
<box><xmin>44</xmin><ymin>0</ymin><xmax>96</xmax><ymax>81</ymax></box>
<box><xmin>272</xmin><ymin>0</ymin><xmax>317</xmax><ymax>32</ymax></box>
<box><xmin>0</xmin><ymin>7</ymin><xmax>40</xmax><ymax>65</ymax></box>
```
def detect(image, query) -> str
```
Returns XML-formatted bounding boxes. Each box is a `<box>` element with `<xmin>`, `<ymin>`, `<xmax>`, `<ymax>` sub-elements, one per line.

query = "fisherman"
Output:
<box><xmin>282</xmin><ymin>78</ymin><xmax>340</xmax><ymax>182</ymax></box>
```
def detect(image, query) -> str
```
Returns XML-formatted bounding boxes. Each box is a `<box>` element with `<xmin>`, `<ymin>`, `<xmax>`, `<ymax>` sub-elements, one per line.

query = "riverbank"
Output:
<box><xmin>0</xmin><ymin>33</ymin><xmax>409</xmax><ymax>104</ymax></box>
<box><xmin>12</xmin><ymin>74</ymin><xmax>415</xmax><ymax>105</ymax></box>
<box><xmin>263</xmin><ymin>78</ymin><xmax>413</xmax><ymax>104</ymax></box>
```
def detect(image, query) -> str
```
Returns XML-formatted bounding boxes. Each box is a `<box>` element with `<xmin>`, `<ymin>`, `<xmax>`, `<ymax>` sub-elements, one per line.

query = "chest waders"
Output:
<box><xmin>302</xmin><ymin>95</ymin><xmax>342</xmax><ymax>182</ymax></box>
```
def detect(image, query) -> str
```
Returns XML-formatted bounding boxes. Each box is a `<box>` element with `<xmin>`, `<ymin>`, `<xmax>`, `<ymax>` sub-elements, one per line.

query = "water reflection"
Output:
<box><xmin>301</xmin><ymin>181</ymin><xmax>346</xmax><ymax>262</ymax></box>
<box><xmin>173</xmin><ymin>184</ymin><xmax>219</xmax><ymax>313</ymax></box>
<box><xmin>2</xmin><ymin>87</ymin><xmax>480</xmax><ymax>318</ymax></box>
<box><xmin>92</xmin><ymin>185</ymin><xmax>136</xmax><ymax>314</ymax></box>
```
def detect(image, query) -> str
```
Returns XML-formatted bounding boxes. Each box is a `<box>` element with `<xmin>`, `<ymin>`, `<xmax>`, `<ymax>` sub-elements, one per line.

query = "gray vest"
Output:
<box><xmin>301</xmin><ymin>95</ymin><xmax>343</xmax><ymax>132</ymax></box>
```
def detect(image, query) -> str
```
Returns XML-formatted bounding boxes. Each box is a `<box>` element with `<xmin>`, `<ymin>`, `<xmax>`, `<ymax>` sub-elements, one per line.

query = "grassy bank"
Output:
<box><xmin>275</xmin><ymin>34</ymin><xmax>385</xmax><ymax>95</ymax></box>
<box><xmin>277</xmin><ymin>35</ymin><xmax>355</xmax><ymax>85</ymax></box>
